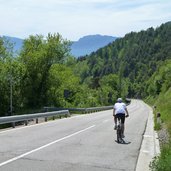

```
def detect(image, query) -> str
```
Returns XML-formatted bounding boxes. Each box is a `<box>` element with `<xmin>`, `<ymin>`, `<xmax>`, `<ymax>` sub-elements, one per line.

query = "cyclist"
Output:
<box><xmin>113</xmin><ymin>98</ymin><xmax>129</xmax><ymax>138</ymax></box>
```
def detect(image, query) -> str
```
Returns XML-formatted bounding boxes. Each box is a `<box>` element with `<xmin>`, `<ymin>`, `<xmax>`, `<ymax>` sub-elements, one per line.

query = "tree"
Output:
<box><xmin>0</xmin><ymin>37</ymin><xmax>21</xmax><ymax>116</ymax></box>
<box><xmin>47</xmin><ymin>64</ymin><xmax>80</xmax><ymax>107</ymax></box>
<box><xmin>19</xmin><ymin>33</ymin><xmax>70</xmax><ymax>108</ymax></box>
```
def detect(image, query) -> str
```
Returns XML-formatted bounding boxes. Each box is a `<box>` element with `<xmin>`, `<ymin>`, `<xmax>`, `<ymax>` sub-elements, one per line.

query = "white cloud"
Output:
<box><xmin>0</xmin><ymin>0</ymin><xmax>170</xmax><ymax>40</ymax></box>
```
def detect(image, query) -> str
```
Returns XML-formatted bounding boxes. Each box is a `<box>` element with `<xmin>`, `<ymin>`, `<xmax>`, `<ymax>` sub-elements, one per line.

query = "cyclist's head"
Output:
<box><xmin>117</xmin><ymin>98</ymin><xmax>122</xmax><ymax>102</ymax></box>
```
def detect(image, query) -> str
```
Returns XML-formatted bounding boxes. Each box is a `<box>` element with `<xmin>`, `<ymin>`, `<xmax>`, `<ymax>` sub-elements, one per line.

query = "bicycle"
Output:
<box><xmin>116</xmin><ymin>118</ymin><xmax>124</xmax><ymax>143</ymax></box>
<box><xmin>115</xmin><ymin>114</ymin><xmax>129</xmax><ymax>143</ymax></box>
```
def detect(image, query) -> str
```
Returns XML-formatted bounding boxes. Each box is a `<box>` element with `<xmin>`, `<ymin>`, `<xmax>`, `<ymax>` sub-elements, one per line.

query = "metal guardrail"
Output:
<box><xmin>43</xmin><ymin>106</ymin><xmax>113</xmax><ymax>113</ymax></box>
<box><xmin>0</xmin><ymin>106</ymin><xmax>114</xmax><ymax>128</ymax></box>
<box><xmin>0</xmin><ymin>110</ymin><xmax>70</xmax><ymax>128</ymax></box>
<box><xmin>85</xmin><ymin>106</ymin><xmax>113</xmax><ymax>112</ymax></box>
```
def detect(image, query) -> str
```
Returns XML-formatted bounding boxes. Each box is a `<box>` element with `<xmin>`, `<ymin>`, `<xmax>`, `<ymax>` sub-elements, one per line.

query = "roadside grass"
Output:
<box><xmin>149</xmin><ymin>88</ymin><xmax>171</xmax><ymax>171</ymax></box>
<box><xmin>155</xmin><ymin>88</ymin><xmax>171</xmax><ymax>134</ymax></box>
<box><xmin>150</xmin><ymin>144</ymin><xmax>171</xmax><ymax>171</ymax></box>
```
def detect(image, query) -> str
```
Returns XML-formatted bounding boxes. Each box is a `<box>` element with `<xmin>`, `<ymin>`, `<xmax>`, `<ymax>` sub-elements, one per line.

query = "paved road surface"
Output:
<box><xmin>0</xmin><ymin>100</ymin><xmax>149</xmax><ymax>171</ymax></box>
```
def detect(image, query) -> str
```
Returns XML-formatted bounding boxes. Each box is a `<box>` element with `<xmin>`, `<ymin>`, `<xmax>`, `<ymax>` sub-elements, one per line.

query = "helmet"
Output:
<box><xmin>117</xmin><ymin>98</ymin><xmax>122</xmax><ymax>102</ymax></box>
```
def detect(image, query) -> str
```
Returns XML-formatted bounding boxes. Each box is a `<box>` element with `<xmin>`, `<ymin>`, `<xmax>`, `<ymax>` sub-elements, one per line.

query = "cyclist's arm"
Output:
<box><xmin>125</xmin><ymin>108</ymin><xmax>129</xmax><ymax>117</ymax></box>
<box><xmin>113</xmin><ymin>108</ymin><xmax>115</xmax><ymax>116</ymax></box>
<box><xmin>113</xmin><ymin>108</ymin><xmax>117</xmax><ymax>125</ymax></box>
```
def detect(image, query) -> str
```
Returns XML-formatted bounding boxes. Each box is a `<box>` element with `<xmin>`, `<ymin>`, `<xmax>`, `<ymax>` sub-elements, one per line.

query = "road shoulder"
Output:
<box><xmin>135</xmin><ymin>105</ymin><xmax>160</xmax><ymax>171</ymax></box>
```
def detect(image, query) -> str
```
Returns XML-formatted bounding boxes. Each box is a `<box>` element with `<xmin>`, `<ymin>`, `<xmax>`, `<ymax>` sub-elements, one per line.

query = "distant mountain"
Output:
<box><xmin>1</xmin><ymin>34</ymin><xmax>118</xmax><ymax>57</ymax></box>
<box><xmin>2</xmin><ymin>36</ymin><xmax>23</xmax><ymax>53</ymax></box>
<box><xmin>71</xmin><ymin>35</ymin><xmax>118</xmax><ymax>57</ymax></box>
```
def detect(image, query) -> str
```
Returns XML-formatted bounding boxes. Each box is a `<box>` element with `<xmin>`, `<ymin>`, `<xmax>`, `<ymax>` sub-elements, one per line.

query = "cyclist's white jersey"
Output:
<box><xmin>114</xmin><ymin>102</ymin><xmax>126</xmax><ymax>114</ymax></box>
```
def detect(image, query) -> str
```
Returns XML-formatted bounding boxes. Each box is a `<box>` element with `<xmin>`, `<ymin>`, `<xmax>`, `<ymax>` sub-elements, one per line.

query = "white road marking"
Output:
<box><xmin>0</xmin><ymin>125</ymin><xmax>95</xmax><ymax>167</ymax></box>
<box><xmin>141</xmin><ymin>150</ymin><xmax>150</xmax><ymax>153</ymax></box>
<box><xmin>143</xmin><ymin>135</ymin><xmax>153</xmax><ymax>138</ymax></box>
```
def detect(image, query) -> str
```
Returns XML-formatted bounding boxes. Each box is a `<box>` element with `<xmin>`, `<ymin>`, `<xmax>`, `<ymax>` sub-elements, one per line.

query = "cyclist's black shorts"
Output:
<box><xmin>115</xmin><ymin>113</ymin><xmax>125</xmax><ymax>124</ymax></box>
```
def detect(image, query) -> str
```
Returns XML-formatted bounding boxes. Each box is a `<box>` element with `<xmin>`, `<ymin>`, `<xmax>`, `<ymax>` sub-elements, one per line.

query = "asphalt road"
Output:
<box><xmin>0</xmin><ymin>100</ymin><xmax>149</xmax><ymax>171</ymax></box>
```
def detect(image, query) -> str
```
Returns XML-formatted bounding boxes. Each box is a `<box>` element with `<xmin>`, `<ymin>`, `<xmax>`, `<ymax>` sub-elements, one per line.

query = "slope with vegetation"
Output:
<box><xmin>148</xmin><ymin>60</ymin><xmax>171</xmax><ymax>171</ymax></box>
<box><xmin>75</xmin><ymin>22</ymin><xmax>171</xmax><ymax>98</ymax></box>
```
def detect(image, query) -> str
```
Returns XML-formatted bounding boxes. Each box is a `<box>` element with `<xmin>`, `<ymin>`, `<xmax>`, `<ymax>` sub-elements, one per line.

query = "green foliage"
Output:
<box><xmin>150</xmin><ymin>144</ymin><xmax>171</xmax><ymax>171</ymax></box>
<box><xmin>0</xmin><ymin>60</ymin><xmax>9</xmax><ymax>116</ymax></box>
<box><xmin>47</xmin><ymin>64</ymin><xmax>80</xmax><ymax>107</ymax></box>
<box><xmin>74</xmin><ymin>59</ymin><xmax>90</xmax><ymax>83</ymax></box>
<box><xmin>0</xmin><ymin>38</ymin><xmax>6</xmax><ymax>58</ymax></box>
<box><xmin>153</xmin><ymin>88</ymin><xmax>171</xmax><ymax>133</ymax></box>
<box><xmin>99</xmin><ymin>74</ymin><xmax>120</xmax><ymax>104</ymax></box>
<box><xmin>147</xmin><ymin>60</ymin><xmax>171</xmax><ymax>170</ymax></box>
<box><xmin>147</xmin><ymin>60</ymin><xmax>171</xmax><ymax>97</ymax></box>
<box><xmin>76</xmin><ymin>22</ymin><xmax>171</xmax><ymax>98</ymax></box>
<box><xmin>0</xmin><ymin>37</ymin><xmax>18</xmax><ymax>116</ymax></box>
<box><xmin>19</xmin><ymin>33</ymin><xmax>70</xmax><ymax>108</ymax></box>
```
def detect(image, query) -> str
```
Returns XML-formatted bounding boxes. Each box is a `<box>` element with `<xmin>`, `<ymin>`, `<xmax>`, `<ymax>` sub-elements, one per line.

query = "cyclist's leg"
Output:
<box><xmin>113</xmin><ymin>114</ymin><xmax>117</xmax><ymax>129</ymax></box>
<box><xmin>116</xmin><ymin>115</ymin><xmax>122</xmax><ymax>142</ymax></box>
<box><xmin>116</xmin><ymin>114</ymin><xmax>121</xmax><ymax>126</ymax></box>
<box><xmin>120</xmin><ymin>114</ymin><xmax>125</xmax><ymax>137</ymax></box>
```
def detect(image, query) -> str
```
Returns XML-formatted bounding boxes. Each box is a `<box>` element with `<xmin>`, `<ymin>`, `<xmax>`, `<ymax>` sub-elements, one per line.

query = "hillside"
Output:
<box><xmin>2</xmin><ymin>36</ymin><xmax>23</xmax><ymax>53</ymax></box>
<box><xmin>75</xmin><ymin>22</ymin><xmax>171</xmax><ymax>98</ymax></box>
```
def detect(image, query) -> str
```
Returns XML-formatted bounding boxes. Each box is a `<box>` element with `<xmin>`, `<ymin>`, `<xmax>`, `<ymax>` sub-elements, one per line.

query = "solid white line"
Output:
<box><xmin>141</xmin><ymin>150</ymin><xmax>150</xmax><ymax>153</ymax></box>
<box><xmin>0</xmin><ymin>125</ymin><xmax>95</xmax><ymax>167</ymax></box>
<box><xmin>143</xmin><ymin>135</ymin><xmax>153</xmax><ymax>138</ymax></box>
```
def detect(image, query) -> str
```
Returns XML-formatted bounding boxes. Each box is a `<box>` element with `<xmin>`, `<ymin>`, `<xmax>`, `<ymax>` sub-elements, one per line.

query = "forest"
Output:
<box><xmin>76</xmin><ymin>22</ymin><xmax>171</xmax><ymax>98</ymax></box>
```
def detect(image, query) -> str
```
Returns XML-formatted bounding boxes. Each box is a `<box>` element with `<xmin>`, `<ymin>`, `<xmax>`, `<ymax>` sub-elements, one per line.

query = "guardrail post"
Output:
<box><xmin>156</xmin><ymin>112</ymin><xmax>161</xmax><ymax>124</ymax></box>
<box><xmin>25</xmin><ymin>120</ymin><xmax>28</xmax><ymax>126</ymax></box>
<box><xmin>44</xmin><ymin>107</ymin><xmax>48</xmax><ymax>112</ymax></box>
<box><xmin>12</xmin><ymin>122</ymin><xmax>15</xmax><ymax>128</ymax></box>
<box><xmin>53</xmin><ymin>116</ymin><xmax>55</xmax><ymax>120</ymax></box>
<box><xmin>45</xmin><ymin>117</ymin><xmax>47</xmax><ymax>122</ymax></box>
<box><xmin>36</xmin><ymin>118</ymin><xmax>38</xmax><ymax>124</ymax></box>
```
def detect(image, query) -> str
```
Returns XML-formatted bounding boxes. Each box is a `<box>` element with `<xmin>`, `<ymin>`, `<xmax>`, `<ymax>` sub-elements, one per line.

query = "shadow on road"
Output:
<box><xmin>115</xmin><ymin>140</ymin><xmax>131</xmax><ymax>145</ymax></box>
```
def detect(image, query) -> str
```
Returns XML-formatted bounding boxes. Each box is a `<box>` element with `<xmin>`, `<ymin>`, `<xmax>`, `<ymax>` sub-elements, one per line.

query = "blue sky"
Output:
<box><xmin>0</xmin><ymin>0</ymin><xmax>170</xmax><ymax>41</ymax></box>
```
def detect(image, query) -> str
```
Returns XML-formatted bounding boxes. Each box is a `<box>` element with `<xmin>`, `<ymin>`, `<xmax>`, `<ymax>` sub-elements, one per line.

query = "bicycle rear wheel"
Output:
<box><xmin>117</xmin><ymin>126</ymin><xmax>122</xmax><ymax>143</ymax></box>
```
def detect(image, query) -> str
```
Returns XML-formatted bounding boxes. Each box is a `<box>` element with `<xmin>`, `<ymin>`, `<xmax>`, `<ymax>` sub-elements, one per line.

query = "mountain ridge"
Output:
<box><xmin>2</xmin><ymin>36</ymin><xmax>23</xmax><ymax>53</ymax></box>
<box><xmin>1</xmin><ymin>34</ymin><xmax>118</xmax><ymax>57</ymax></box>
<box><xmin>71</xmin><ymin>34</ymin><xmax>118</xmax><ymax>57</ymax></box>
